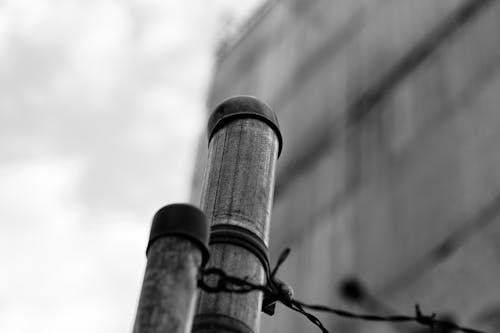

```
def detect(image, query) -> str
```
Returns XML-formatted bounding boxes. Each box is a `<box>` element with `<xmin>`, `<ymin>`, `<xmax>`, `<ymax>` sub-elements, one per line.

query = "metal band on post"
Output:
<box><xmin>133</xmin><ymin>204</ymin><xmax>209</xmax><ymax>333</ymax></box>
<box><xmin>193</xmin><ymin>96</ymin><xmax>282</xmax><ymax>333</ymax></box>
<box><xmin>209</xmin><ymin>224</ymin><xmax>271</xmax><ymax>275</ymax></box>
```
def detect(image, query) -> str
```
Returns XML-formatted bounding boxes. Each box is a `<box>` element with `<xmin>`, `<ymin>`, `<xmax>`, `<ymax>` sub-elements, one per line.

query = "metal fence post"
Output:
<box><xmin>193</xmin><ymin>96</ymin><xmax>282</xmax><ymax>333</ymax></box>
<box><xmin>134</xmin><ymin>204</ymin><xmax>209</xmax><ymax>333</ymax></box>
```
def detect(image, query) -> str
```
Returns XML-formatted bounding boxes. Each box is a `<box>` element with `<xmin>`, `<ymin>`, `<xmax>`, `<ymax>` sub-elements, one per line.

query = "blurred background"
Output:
<box><xmin>0</xmin><ymin>0</ymin><xmax>264</xmax><ymax>332</ymax></box>
<box><xmin>3</xmin><ymin>0</ymin><xmax>500</xmax><ymax>332</ymax></box>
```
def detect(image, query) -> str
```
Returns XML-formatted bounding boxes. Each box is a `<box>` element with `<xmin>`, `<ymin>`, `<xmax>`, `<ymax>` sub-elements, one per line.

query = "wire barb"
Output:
<box><xmin>197</xmin><ymin>248</ymin><xmax>488</xmax><ymax>333</ymax></box>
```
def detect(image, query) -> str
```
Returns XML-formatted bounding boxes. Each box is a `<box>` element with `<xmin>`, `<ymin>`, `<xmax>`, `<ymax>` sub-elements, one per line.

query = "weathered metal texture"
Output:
<box><xmin>133</xmin><ymin>237</ymin><xmax>202</xmax><ymax>333</ymax></box>
<box><xmin>202</xmin><ymin>118</ymin><xmax>279</xmax><ymax>242</ymax></box>
<box><xmin>194</xmin><ymin>97</ymin><xmax>280</xmax><ymax>333</ymax></box>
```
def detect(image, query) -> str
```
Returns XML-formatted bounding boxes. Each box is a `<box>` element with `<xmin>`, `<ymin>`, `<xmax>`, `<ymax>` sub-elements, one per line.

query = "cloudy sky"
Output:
<box><xmin>0</xmin><ymin>0</ymin><xmax>263</xmax><ymax>331</ymax></box>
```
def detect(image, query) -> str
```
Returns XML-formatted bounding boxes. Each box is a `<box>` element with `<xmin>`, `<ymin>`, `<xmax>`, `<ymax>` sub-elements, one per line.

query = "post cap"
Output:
<box><xmin>207</xmin><ymin>96</ymin><xmax>283</xmax><ymax>157</ymax></box>
<box><xmin>147</xmin><ymin>203</ymin><xmax>210</xmax><ymax>266</ymax></box>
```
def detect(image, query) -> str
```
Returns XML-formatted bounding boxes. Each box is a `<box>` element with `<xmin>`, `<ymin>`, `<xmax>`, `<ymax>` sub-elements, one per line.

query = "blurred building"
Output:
<box><xmin>191</xmin><ymin>0</ymin><xmax>500</xmax><ymax>332</ymax></box>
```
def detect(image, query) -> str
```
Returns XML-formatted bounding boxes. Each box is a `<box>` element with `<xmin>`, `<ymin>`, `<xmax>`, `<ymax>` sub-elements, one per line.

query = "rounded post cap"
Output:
<box><xmin>147</xmin><ymin>203</ymin><xmax>210</xmax><ymax>266</ymax></box>
<box><xmin>207</xmin><ymin>96</ymin><xmax>283</xmax><ymax>157</ymax></box>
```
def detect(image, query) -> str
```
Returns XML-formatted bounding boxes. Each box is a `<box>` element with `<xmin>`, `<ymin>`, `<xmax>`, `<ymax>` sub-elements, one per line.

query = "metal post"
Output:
<box><xmin>134</xmin><ymin>204</ymin><xmax>209</xmax><ymax>333</ymax></box>
<box><xmin>193</xmin><ymin>96</ymin><xmax>283</xmax><ymax>333</ymax></box>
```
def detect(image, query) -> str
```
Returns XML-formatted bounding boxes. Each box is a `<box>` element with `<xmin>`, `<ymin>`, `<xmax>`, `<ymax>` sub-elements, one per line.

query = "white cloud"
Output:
<box><xmin>0</xmin><ymin>157</ymin><xmax>84</xmax><ymax>231</ymax></box>
<box><xmin>0</xmin><ymin>0</ymin><xmax>266</xmax><ymax>331</ymax></box>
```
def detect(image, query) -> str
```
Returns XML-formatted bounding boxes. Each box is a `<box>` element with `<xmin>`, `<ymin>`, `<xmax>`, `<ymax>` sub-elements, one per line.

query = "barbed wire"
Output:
<box><xmin>197</xmin><ymin>248</ymin><xmax>488</xmax><ymax>333</ymax></box>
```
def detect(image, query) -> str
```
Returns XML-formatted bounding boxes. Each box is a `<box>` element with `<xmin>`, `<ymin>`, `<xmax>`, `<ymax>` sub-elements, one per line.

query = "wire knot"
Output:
<box><xmin>415</xmin><ymin>304</ymin><xmax>437</xmax><ymax>332</ymax></box>
<box><xmin>262</xmin><ymin>277</ymin><xmax>294</xmax><ymax>314</ymax></box>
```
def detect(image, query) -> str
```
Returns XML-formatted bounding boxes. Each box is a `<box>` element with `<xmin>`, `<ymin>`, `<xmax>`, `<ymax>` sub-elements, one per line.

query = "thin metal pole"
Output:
<box><xmin>193</xmin><ymin>96</ymin><xmax>282</xmax><ymax>333</ymax></box>
<box><xmin>134</xmin><ymin>204</ymin><xmax>209</xmax><ymax>333</ymax></box>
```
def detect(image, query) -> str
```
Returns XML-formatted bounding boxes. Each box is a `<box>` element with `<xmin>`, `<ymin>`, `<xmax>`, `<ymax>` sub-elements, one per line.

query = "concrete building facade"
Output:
<box><xmin>191</xmin><ymin>0</ymin><xmax>500</xmax><ymax>332</ymax></box>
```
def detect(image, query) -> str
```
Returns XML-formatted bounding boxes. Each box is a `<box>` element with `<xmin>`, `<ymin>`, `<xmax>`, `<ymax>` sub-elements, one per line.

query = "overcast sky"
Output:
<box><xmin>0</xmin><ymin>0</ymin><xmax>264</xmax><ymax>331</ymax></box>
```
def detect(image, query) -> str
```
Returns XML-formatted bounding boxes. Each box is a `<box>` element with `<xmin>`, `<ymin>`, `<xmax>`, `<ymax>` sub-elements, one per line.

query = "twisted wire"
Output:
<box><xmin>197</xmin><ymin>248</ymin><xmax>488</xmax><ymax>333</ymax></box>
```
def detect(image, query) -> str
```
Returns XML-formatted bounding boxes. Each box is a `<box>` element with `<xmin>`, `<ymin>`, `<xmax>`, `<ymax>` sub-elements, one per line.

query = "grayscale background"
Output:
<box><xmin>3</xmin><ymin>0</ymin><xmax>500</xmax><ymax>332</ymax></box>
